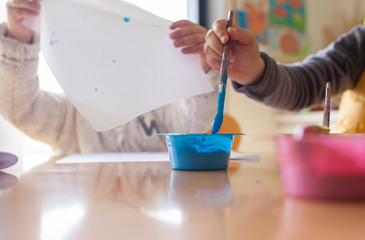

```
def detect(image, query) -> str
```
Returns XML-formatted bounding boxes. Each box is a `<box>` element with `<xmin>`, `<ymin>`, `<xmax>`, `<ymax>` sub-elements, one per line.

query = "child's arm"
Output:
<box><xmin>233</xmin><ymin>25</ymin><xmax>365</xmax><ymax>111</ymax></box>
<box><xmin>205</xmin><ymin>18</ymin><xmax>365</xmax><ymax>111</ymax></box>
<box><xmin>0</xmin><ymin>22</ymin><xmax>81</xmax><ymax>154</ymax></box>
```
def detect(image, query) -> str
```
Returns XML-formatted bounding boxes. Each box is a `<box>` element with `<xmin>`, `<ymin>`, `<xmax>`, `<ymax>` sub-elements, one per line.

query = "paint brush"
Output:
<box><xmin>294</xmin><ymin>82</ymin><xmax>331</xmax><ymax>139</ymax></box>
<box><xmin>211</xmin><ymin>10</ymin><xmax>234</xmax><ymax>134</ymax></box>
<box><xmin>322</xmin><ymin>81</ymin><xmax>331</xmax><ymax>128</ymax></box>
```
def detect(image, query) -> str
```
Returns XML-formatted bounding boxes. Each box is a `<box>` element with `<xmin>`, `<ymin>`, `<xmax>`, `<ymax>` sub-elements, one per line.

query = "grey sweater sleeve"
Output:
<box><xmin>0</xmin><ymin>23</ymin><xmax>81</xmax><ymax>154</ymax></box>
<box><xmin>232</xmin><ymin>24</ymin><xmax>365</xmax><ymax>111</ymax></box>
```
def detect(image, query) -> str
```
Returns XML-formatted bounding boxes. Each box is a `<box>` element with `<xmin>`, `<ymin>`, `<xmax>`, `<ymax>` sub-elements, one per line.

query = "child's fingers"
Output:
<box><xmin>7</xmin><ymin>0</ymin><xmax>41</xmax><ymax>12</ymax></box>
<box><xmin>205</xmin><ymin>29</ymin><xmax>224</xmax><ymax>56</ymax></box>
<box><xmin>212</xmin><ymin>19</ymin><xmax>230</xmax><ymax>44</ymax></box>
<box><xmin>7</xmin><ymin>7</ymin><xmax>40</xmax><ymax>21</ymax></box>
<box><xmin>206</xmin><ymin>56</ymin><xmax>222</xmax><ymax>71</ymax></box>
<box><xmin>169</xmin><ymin>19</ymin><xmax>194</xmax><ymax>30</ymax></box>
<box><xmin>172</xmin><ymin>33</ymin><xmax>205</xmax><ymax>48</ymax></box>
<box><xmin>180</xmin><ymin>44</ymin><xmax>204</xmax><ymax>54</ymax></box>
<box><xmin>169</xmin><ymin>25</ymin><xmax>206</xmax><ymax>40</ymax></box>
<box><xmin>228</xmin><ymin>24</ymin><xmax>257</xmax><ymax>45</ymax></box>
<box><xmin>204</xmin><ymin>41</ymin><xmax>224</xmax><ymax>71</ymax></box>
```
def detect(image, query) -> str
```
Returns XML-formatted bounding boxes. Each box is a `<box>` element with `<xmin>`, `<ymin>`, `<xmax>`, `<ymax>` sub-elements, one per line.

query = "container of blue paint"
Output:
<box><xmin>157</xmin><ymin>133</ymin><xmax>243</xmax><ymax>170</ymax></box>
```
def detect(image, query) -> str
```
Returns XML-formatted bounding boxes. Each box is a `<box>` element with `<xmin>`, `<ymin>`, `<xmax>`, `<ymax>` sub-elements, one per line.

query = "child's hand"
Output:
<box><xmin>204</xmin><ymin>19</ymin><xmax>265</xmax><ymax>85</ymax></box>
<box><xmin>169</xmin><ymin>20</ymin><xmax>211</xmax><ymax>73</ymax></box>
<box><xmin>6</xmin><ymin>0</ymin><xmax>41</xmax><ymax>43</ymax></box>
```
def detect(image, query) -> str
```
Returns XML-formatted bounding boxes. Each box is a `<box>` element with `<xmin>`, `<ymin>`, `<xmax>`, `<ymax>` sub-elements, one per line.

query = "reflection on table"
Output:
<box><xmin>0</xmin><ymin>153</ymin><xmax>364</xmax><ymax>240</ymax></box>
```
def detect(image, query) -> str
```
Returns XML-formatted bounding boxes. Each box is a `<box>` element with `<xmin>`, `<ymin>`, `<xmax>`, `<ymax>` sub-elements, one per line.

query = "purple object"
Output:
<box><xmin>0</xmin><ymin>172</ymin><xmax>18</xmax><ymax>189</ymax></box>
<box><xmin>0</xmin><ymin>151</ymin><xmax>18</xmax><ymax>169</ymax></box>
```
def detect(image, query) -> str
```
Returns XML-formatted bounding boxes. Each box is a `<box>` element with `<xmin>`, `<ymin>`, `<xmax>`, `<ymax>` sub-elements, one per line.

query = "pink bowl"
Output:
<box><xmin>275</xmin><ymin>135</ymin><xmax>365</xmax><ymax>200</ymax></box>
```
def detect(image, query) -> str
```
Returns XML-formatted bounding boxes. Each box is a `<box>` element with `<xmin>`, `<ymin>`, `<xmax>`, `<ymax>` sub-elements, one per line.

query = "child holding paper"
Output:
<box><xmin>0</xmin><ymin>0</ymin><xmax>219</xmax><ymax>155</ymax></box>
<box><xmin>204</xmin><ymin>18</ymin><xmax>365</xmax><ymax>133</ymax></box>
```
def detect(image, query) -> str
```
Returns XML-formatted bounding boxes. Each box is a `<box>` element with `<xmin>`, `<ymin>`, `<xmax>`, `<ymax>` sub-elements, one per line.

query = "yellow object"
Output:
<box><xmin>335</xmin><ymin>69</ymin><xmax>365</xmax><ymax>133</ymax></box>
<box><xmin>207</xmin><ymin>114</ymin><xmax>242</xmax><ymax>151</ymax></box>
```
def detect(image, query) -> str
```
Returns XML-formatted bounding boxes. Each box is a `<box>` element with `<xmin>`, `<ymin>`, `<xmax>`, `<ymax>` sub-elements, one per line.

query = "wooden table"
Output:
<box><xmin>0</xmin><ymin>152</ymin><xmax>364</xmax><ymax>240</ymax></box>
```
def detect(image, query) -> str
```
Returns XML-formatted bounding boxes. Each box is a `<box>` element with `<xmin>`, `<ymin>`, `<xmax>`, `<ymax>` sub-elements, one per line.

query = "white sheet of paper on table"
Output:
<box><xmin>56</xmin><ymin>151</ymin><xmax>261</xmax><ymax>164</ymax></box>
<box><xmin>25</xmin><ymin>0</ymin><xmax>213</xmax><ymax>131</ymax></box>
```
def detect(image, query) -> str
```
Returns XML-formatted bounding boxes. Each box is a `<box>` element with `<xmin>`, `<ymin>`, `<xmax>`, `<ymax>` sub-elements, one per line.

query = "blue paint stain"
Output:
<box><xmin>123</xmin><ymin>17</ymin><xmax>130</xmax><ymax>22</ymax></box>
<box><xmin>94</xmin><ymin>87</ymin><xmax>98</xmax><ymax>92</ymax></box>
<box><xmin>112</xmin><ymin>59</ymin><xmax>116</xmax><ymax>63</ymax></box>
<box><xmin>82</xmin><ymin>15</ymin><xmax>88</xmax><ymax>19</ymax></box>
<box><xmin>156</xmin><ymin>133</ymin><xmax>242</xmax><ymax>170</ymax></box>
<box><xmin>49</xmin><ymin>39</ymin><xmax>59</xmax><ymax>47</ymax></box>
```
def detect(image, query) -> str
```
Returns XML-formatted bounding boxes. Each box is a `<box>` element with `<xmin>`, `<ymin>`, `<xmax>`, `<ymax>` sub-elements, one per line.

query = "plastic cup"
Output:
<box><xmin>157</xmin><ymin>133</ymin><xmax>243</xmax><ymax>170</ymax></box>
<box><xmin>275</xmin><ymin>134</ymin><xmax>365</xmax><ymax>200</ymax></box>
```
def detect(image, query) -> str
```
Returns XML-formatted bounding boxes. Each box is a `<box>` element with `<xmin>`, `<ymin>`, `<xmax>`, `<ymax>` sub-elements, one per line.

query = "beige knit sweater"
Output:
<box><xmin>0</xmin><ymin>23</ymin><xmax>219</xmax><ymax>156</ymax></box>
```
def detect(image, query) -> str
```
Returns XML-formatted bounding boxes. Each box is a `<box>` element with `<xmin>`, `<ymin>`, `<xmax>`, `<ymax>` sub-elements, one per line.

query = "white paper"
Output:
<box><xmin>33</xmin><ymin>0</ymin><xmax>213</xmax><ymax>131</ymax></box>
<box><xmin>56</xmin><ymin>151</ymin><xmax>261</xmax><ymax>164</ymax></box>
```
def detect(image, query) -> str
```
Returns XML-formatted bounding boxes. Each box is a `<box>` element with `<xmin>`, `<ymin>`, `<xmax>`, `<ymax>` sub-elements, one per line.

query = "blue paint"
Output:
<box><xmin>112</xmin><ymin>59</ymin><xmax>116</xmax><ymax>63</ymax></box>
<box><xmin>82</xmin><ymin>15</ymin><xmax>88</xmax><ymax>19</ymax></box>
<box><xmin>211</xmin><ymin>12</ymin><xmax>232</xmax><ymax>134</ymax></box>
<box><xmin>94</xmin><ymin>87</ymin><xmax>98</xmax><ymax>92</ymax></box>
<box><xmin>123</xmin><ymin>17</ymin><xmax>130</xmax><ymax>22</ymax></box>
<box><xmin>49</xmin><ymin>39</ymin><xmax>59</xmax><ymax>47</ymax></box>
<box><xmin>211</xmin><ymin>83</ymin><xmax>226</xmax><ymax>134</ymax></box>
<box><xmin>156</xmin><ymin>133</ymin><xmax>243</xmax><ymax>170</ymax></box>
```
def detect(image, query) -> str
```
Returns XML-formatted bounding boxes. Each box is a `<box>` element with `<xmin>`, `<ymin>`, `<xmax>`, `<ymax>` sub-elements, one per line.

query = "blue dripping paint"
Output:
<box><xmin>211</xmin><ymin>82</ymin><xmax>226</xmax><ymax>134</ymax></box>
<box><xmin>123</xmin><ymin>17</ymin><xmax>130</xmax><ymax>22</ymax></box>
<box><xmin>49</xmin><ymin>39</ymin><xmax>59</xmax><ymax>47</ymax></box>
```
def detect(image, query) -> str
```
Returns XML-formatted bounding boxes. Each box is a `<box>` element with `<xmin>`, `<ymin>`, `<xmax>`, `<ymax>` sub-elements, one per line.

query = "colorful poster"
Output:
<box><xmin>267</xmin><ymin>26</ymin><xmax>308</xmax><ymax>61</ymax></box>
<box><xmin>268</xmin><ymin>0</ymin><xmax>306</xmax><ymax>30</ymax></box>
<box><xmin>237</xmin><ymin>0</ymin><xmax>269</xmax><ymax>43</ymax></box>
<box><xmin>236</xmin><ymin>0</ymin><xmax>307</xmax><ymax>61</ymax></box>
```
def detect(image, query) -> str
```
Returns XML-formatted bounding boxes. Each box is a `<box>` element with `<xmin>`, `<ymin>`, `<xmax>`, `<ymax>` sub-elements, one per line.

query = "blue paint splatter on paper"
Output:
<box><xmin>49</xmin><ymin>31</ymin><xmax>59</xmax><ymax>47</ymax></box>
<box><xmin>123</xmin><ymin>17</ymin><xmax>130</xmax><ymax>22</ymax></box>
<box><xmin>49</xmin><ymin>39</ymin><xmax>59</xmax><ymax>47</ymax></box>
